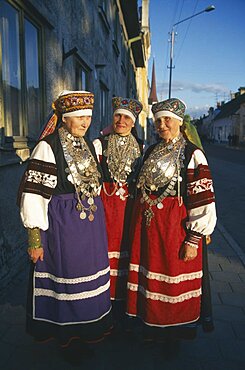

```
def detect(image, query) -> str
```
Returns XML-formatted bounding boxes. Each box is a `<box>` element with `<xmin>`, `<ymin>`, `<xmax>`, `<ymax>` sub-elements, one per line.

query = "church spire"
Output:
<box><xmin>148</xmin><ymin>59</ymin><xmax>158</xmax><ymax>104</ymax></box>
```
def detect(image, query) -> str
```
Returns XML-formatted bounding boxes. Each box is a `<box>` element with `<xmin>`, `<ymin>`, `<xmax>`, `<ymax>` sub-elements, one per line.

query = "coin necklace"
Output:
<box><xmin>103</xmin><ymin>133</ymin><xmax>141</xmax><ymax>200</ymax></box>
<box><xmin>59</xmin><ymin>126</ymin><xmax>101</xmax><ymax>221</ymax></box>
<box><xmin>137</xmin><ymin>134</ymin><xmax>186</xmax><ymax>226</ymax></box>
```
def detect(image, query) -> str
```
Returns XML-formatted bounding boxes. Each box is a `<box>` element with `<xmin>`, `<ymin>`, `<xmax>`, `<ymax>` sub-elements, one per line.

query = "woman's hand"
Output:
<box><xmin>182</xmin><ymin>242</ymin><xmax>198</xmax><ymax>262</ymax></box>
<box><xmin>28</xmin><ymin>247</ymin><xmax>44</xmax><ymax>263</ymax></box>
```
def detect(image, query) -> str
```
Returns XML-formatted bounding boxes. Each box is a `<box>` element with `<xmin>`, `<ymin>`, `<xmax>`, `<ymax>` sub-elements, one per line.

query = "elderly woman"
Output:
<box><xmin>93</xmin><ymin>97</ymin><xmax>143</xmax><ymax>324</ymax></box>
<box><xmin>93</xmin><ymin>97</ymin><xmax>143</xmax><ymax>302</ymax></box>
<box><xmin>18</xmin><ymin>90</ymin><xmax>112</xmax><ymax>363</ymax></box>
<box><xmin>126</xmin><ymin>98</ymin><xmax>217</xmax><ymax>352</ymax></box>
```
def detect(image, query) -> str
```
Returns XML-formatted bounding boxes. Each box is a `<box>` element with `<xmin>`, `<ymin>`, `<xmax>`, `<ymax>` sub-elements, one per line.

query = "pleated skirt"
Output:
<box><xmin>26</xmin><ymin>193</ymin><xmax>113</xmax><ymax>346</ymax></box>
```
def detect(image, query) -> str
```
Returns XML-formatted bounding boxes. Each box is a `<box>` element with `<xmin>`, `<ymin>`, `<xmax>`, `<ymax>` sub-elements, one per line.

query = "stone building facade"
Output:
<box><xmin>0</xmin><ymin>0</ymin><xmax>150</xmax><ymax>290</ymax></box>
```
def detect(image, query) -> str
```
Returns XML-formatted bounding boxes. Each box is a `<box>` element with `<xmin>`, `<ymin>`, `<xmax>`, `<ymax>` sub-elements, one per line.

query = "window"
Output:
<box><xmin>0</xmin><ymin>0</ymin><xmax>43</xmax><ymax>147</ymax></box>
<box><xmin>112</xmin><ymin>4</ymin><xmax>120</xmax><ymax>56</ymax></box>
<box><xmin>121</xmin><ymin>35</ymin><xmax>128</xmax><ymax>74</ymax></box>
<box><xmin>100</xmin><ymin>82</ymin><xmax>109</xmax><ymax>130</ymax></box>
<box><xmin>100</xmin><ymin>0</ymin><xmax>107</xmax><ymax>13</ymax></box>
<box><xmin>25</xmin><ymin>19</ymin><xmax>42</xmax><ymax>141</ymax></box>
<box><xmin>98</xmin><ymin>0</ymin><xmax>110</xmax><ymax>33</ymax></box>
<box><xmin>76</xmin><ymin>63</ymin><xmax>90</xmax><ymax>91</ymax></box>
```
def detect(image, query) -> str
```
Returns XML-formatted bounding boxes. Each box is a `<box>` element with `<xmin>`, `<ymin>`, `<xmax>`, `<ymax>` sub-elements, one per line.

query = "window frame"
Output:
<box><xmin>98</xmin><ymin>0</ymin><xmax>110</xmax><ymax>34</ymax></box>
<box><xmin>99</xmin><ymin>81</ymin><xmax>109</xmax><ymax>131</ymax></box>
<box><xmin>75</xmin><ymin>60</ymin><xmax>91</xmax><ymax>92</ymax></box>
<box><xmin>112</xmin><ymin>3</ymin><xmax>120</xmax><ymax>56</ymax></box>
<box><xmin>0</xmin><ymin>0</ymin><xmax>45</xmax><ymax>149</ymax></box>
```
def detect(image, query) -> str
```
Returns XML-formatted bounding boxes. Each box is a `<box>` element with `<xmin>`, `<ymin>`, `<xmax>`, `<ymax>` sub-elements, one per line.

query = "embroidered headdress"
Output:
<box><xmin>39</xmin><ymin>90</ymin><xmax>94</xmax><ymax>139</ymax></box>
<box><xmin>53</xmin><ymin>90</ymin><xmax>94</xmax><ymax>117</ymax></box>
<box><xmin>112</xmin><ymin>97</ymin><xmax>143</xmax><ymax>123</ymax></box>
<box><xmin>152</xmin><ymin>98</ymin><xmax>186</xmax><ymax>122</ymax></box>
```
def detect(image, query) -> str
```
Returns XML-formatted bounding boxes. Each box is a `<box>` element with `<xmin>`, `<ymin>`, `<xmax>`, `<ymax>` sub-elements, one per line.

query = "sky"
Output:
<box><xmin>147</xmin><ymin>0</ymin><xmax>245</xmax><ymax>118</ymax></box>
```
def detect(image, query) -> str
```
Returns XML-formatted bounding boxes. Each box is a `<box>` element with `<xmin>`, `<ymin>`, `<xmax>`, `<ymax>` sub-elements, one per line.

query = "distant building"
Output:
<box><xmin>212</xmin><ymin>89</ymin><xmax>245</xmax><ymax>145</ymax></box>
<box><xmin>0</xmin><ymin>0</ymin><xmax>150</xmax><ymax>290</ymax></box>
<box><xmin>131</xmin><ymin>0</ymin><xmax>151</xmax><ymax>140</ymax></box>
<box><xmin>147</xmin><ymin>58</ymin><xmax>158</xmax><ymax>146</ymax></box>
<box><xmin>198</xmin><ymin>106</ymin><xmax>221</xmax><ymax>142</ymax></box>
<box><xmin>195</xmin><ymin>87</ymin><xmax>245</xmax><ymax>146</ymax></box>
<box><xmin>148</xmin><ymin>59</ymin><xmax>158</xmax><ymax>106</ymax></box>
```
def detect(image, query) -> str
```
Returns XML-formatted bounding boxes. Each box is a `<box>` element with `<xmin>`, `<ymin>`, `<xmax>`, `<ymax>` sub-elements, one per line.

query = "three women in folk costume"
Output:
<box><xmin>19</xmin><ymin>91</ymin><xmax>216</xmax><ymax>359</ymax></box>
<box><xmin>126</xmin><ymin>98</ymin><xmax>217</xmax><ymax>347</ymax></box>
<box><xmin>18</xmin><ymin>90</ymin><xmax>112</xmax><ymax>361</ymax></box>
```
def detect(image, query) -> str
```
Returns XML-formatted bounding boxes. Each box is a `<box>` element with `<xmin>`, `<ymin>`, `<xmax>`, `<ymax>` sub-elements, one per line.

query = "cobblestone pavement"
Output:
<box><xmin>0</xmin><ymin>224</ymin><xmax>245</xmax><ymax>370</ymax></box>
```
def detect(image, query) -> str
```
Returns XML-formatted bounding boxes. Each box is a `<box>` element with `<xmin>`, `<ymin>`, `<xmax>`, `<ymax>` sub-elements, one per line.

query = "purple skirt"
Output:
<box><xmin>27</xmin><ymin>193</ymin><xmax>112</xmax><ymax>345</ymax></box>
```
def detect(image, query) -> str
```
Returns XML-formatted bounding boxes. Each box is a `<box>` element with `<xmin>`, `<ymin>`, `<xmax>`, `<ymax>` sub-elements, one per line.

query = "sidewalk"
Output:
<box><xmin>0</xmin><ymin>226</ymin><xmax>245</xmax><ymax>370</ymax></box>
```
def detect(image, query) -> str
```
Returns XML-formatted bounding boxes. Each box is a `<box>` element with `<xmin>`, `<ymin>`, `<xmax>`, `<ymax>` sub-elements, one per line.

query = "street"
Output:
<box><xmin>204</xmin><ymin>143</ymin><xmax>245</xmax><ymax>251</ymax></box>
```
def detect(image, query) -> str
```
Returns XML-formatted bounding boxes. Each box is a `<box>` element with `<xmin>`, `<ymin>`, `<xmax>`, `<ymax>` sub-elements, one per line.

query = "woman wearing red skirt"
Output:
<box><xmin>93</xmin><ymin>97</ymin><xmax>143</xmax><ymax>326</ymax></box>
<box><xmin>126</xmin><ymin>98</ymin><xmax>217</xmax><ymax>353</ymax></box>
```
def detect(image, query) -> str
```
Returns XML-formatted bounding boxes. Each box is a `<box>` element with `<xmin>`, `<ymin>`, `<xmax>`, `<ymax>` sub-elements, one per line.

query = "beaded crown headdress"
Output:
<box><xmin>112</xmin><ymin>97</ymin><xmax>142</xmax><ymax>123</ymax></box>
<box><xmin>53</xmin><ymin>90</ymin><xmax>94</xmax><ymax>117</ymax></box>
<box><xmin>152</xmin><ymin>98</ymin><xmax>186</xmax><ymax>122</ymax></box>
<box><xmin>39</xmin><ymin>90</ymin><xmax>94</xmax><ymax>140</ymax></box>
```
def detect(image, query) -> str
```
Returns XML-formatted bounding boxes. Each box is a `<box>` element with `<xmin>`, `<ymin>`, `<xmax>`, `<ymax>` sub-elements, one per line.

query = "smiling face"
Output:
<box><xmin>155</xmin><ymin>116</ymin><xmax>181</xmax><ymax>142</ymax></box>
<box><xmin>62</xmin><ymin>116</ymin><xmax>92</xmax><ymax>137</ymax></box>
<box><xmin>113</xmin><ymin>113</ymin><xmax>134</xmax><ymax>136</ymax></box>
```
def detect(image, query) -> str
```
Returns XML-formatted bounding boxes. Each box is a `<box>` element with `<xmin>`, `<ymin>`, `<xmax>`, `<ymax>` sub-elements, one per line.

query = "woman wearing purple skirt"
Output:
<box><xmin>18</xmin><ymin>90</ymin><xmax>112</xmax><ymax>363</ymax></box>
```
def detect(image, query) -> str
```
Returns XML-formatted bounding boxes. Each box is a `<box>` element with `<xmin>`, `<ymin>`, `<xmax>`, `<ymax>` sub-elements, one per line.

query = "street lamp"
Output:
<box><xmin>168</xmin><ymin>5</ymin><xmax>215</xmax><ymax>99</ymax></box>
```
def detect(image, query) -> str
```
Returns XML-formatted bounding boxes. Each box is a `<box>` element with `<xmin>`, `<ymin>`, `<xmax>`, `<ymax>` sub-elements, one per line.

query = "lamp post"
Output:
<box><xmin>168</xmin><ymin>5</ymin><xmax>215</xmax><ymax>99</ymax></box>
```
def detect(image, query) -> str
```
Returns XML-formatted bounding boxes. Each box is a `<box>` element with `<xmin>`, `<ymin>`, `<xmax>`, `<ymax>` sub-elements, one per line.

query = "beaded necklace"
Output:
<box><xmin>59</xmin><ymin>126</ymin><xmax>101</xmax><ymax>221</ymax></box>
<box><xmin>137</xmin><ymin>134</ymin><xmax>186</xmax><ymax>226</ymax></box>
<box><xmin>103</xmin><ymin>133</ymin><xmax>141</xmax><ymax>200</ymax></box>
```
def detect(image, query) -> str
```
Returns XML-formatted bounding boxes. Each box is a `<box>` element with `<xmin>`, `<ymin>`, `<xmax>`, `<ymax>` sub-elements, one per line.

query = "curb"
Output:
<box><xmin>217</xmin><ymin>221</ymin><xmax>245</xmax><ymax>266</ymax></box>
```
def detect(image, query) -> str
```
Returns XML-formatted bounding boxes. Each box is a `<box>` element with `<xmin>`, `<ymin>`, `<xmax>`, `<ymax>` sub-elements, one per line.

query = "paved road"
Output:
<box><xmin>203</xmin><ymin>143</ymin><xmax>245</xmax><ymax>166</ymax></box>
<box><xmin>204</xmin><ymin>143</ymin><xmax>245</xmax><ymax>251</ymax></box>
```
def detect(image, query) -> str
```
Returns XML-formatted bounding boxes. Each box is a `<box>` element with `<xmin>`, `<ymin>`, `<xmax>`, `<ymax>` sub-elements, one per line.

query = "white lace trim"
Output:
<box><xmin>127</xmin><ymin>283</ymin><xmax>201</xmax><ymax>304</ymax></box>
<box><xmin>34</xmin><ymin>266</ymin><xmax>110</xmax><ymax>284</ymax></box>
<box><xmin>108</xmin><ymin>251</ymin><xmax>129</xmax><ymax>259</ymax></box>
<box><xmin>129</xmin><ymin>264</ymin><xmax>202</xmax><ymax>283</ymax></box>
<box><xmin>34</xmin><ymin>280</ymin><xmax>110</xmax><ymax>301</ymax></box>
<box><xmin>110</xmin><ymin>269</ymin><xmax>128</xmax><ymax>276</ymax></box>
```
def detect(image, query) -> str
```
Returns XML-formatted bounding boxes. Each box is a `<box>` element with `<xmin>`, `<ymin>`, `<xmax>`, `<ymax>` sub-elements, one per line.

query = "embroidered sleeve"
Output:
<box><xmin>20</xmin><ymin>141</ymin><xmax>57</xmax><ymax>230</ymax></box>
<box><xmin>93</xmin><ymin>138</ymin><xmax>103</xmax><ymax>162</ymax></box>
<box><xmin>185</xmin><ymin>149</ymin><xmax>217</xmax><ymax>236</ymax></box>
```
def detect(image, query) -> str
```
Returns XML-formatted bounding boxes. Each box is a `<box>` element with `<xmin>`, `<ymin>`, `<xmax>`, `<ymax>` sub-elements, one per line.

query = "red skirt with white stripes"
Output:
<box><xmin>126</xmin><ymin>195</ymin><xmax>203</xmax><ymax>327</ymax></box>
<box><xmin>101</xmin><ymin>182</ymin><xmax>132</xmax><ymax>300</ymax></box>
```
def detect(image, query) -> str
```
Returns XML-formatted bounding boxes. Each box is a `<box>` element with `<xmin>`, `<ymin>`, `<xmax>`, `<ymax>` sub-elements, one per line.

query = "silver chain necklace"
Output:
<box><xmin>103</xmin><ymin>133</ymin><xmax>141</xmax><ymax>200</ymax></box>
<box><xmin>137</xmin><ymin>134</ymin><xmax>186</xmax><ymax>226</ymax></box>
<box><xmin>59</xmin><ymin>126</ymin><xmax>101</xmax><ymax>221</ymax></box>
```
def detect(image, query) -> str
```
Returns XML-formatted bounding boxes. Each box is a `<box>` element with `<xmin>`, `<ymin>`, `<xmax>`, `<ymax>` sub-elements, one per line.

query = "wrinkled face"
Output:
<box><xmin>155</xmin><ymin>116</ymin><xmax>181</xmax><ymax>142</ymax></box>
<box><xmin>113</xmin><ymin>113</ymin><xmax>134</xmax><ymax>136</ymax></box>
<box><xmin>62</xmin><ymin>116</ymin><xmax>92</xmax><ymax>137</ymax></box>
